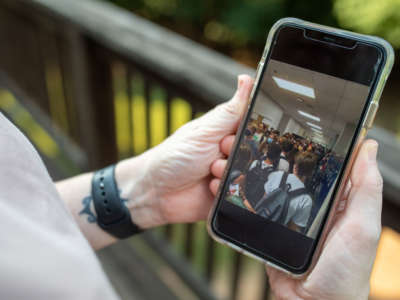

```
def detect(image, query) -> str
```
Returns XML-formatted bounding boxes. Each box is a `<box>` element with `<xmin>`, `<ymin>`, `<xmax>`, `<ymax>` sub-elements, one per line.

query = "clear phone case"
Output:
<box><xmin>207</xmin><ymin>17</ymin><xmax>394</xmax><ymax>277</ymax></box>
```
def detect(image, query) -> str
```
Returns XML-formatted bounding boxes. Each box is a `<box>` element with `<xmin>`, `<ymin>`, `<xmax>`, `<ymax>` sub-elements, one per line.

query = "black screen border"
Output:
<box><xmin>210</xmin><ymin>21</ymin><xmax>387</xmax><ymax>274</ymax></box>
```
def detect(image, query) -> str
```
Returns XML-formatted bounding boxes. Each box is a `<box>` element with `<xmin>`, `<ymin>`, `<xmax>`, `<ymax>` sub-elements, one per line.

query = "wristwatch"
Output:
<box><xmin>91</xmin><ymin>164</ymin><xmax>142</xmax><ymax>238</ymax></box>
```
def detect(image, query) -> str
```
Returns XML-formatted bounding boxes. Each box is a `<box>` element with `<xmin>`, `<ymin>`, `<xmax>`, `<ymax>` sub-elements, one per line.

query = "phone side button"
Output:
<box><xmin>255</xmin><ymin>62</ymin><xmax>264</xmax><ymax>83</ymax></box>
<box><xmin>364</xmin><ymin>102</ymin><xmax>379</xmax><ymax>129</ymax></box>
<box><xmin>250</xmin><ymin>62</ymin><xmax>264</xmax><ymax>100</ymax></box>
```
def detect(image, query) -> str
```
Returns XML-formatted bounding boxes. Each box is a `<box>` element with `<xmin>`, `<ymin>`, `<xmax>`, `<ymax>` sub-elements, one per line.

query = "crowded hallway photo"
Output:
<box><xmin>223</xmin><ymin>59</ymin><xmax>370</xmax><ymax>237</ymax></box>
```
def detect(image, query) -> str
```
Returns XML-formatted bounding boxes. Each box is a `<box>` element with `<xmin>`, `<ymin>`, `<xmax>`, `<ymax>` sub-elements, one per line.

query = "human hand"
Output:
<box><xmin>210</xmin><ymin>139</ymin><xmax>382</xmax><ymax>300</ymax></box>
<box><xmin>116</xmin><ymin>75</ymin><xmax>254</xmax><ymax>228</ymax></box>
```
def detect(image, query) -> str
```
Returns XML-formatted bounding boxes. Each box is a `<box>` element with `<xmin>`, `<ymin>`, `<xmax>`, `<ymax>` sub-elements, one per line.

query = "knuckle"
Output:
<box><xmin>356</xmin><ymin>167</ymin><xmax>384</xmax><ymax>194</ymax></box>
<box><xmin>345</xmin><ymin>217</ymin><xmax>381</xmax><ymax>247</ymax></box>
<box><xmin>365</xmin><ymin>224</ymin><xmax>382</xmax><ymax>245</ymax></box>
<box><xmin>354</xmin><ymin>219</ymin><xmax>381</xmax><ymax>246</ymax></box>
<box><xmin>375</xmin><ymin>171</ymin><xmax>384</xmax><ymax>192</ymax></box>
<box><xmin>219</xmin><ymin>100</ymin><xmax>239</xmax><ymax>117</ymax></box>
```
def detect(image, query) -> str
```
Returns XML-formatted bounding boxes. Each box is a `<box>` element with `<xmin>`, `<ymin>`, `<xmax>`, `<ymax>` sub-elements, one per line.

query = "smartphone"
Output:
<box><xmin>208</xmin><ymin>18</ymin><xmax>394</xmax><ymax>276</ymax></box>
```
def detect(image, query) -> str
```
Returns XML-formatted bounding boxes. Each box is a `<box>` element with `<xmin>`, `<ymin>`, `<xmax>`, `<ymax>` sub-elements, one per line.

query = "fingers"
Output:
<box><xmin>210</xmin><ymin>159</ymin><xmax>227</xmax><ymax>179</ymax></box>
<box><xmin>337</xmin><ymin>181</ymin><xmax>352</xmax><ymax>213</ymax></box>
<box><xmin>197</xmin><ymin>75</ymin><xmax>254</xmax><ymax>140</ymax></box>
<box><xmin>209</xmin><ymin>178</ymin><xmax>221</xmax><ymax>196</ymax></box>
<box><xmin>220</xmin><ymin>135</ymin><xmax>235</xmax><ymax>156</ymax></box>
<box><xmin>206</xmin><ymin>74</ymin><xmax>253</xmax><ymax>198</ymax></box>
<box><xmin>345</xmin><ymin>139</ymin><xmax>383</xmax><ymax>230</ymax></box>
<box><xmin>221</xmin><ymin>74</ymin><xmax>253</xmax><ymax>127</ymax></box>
<box><xmin>234</xmin><ymin>74</ymin><xmax>254</xmax><ymax>112</ymax></box>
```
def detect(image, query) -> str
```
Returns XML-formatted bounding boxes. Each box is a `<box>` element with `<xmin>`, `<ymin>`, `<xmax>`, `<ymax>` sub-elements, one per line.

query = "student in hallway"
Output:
<box><xmin>277</xmin><ymin>137</ymin><xmax>292</xmax><ymax>172</ymax></box>
<box><xmin>263</xmin><ymin>152</ymin><xmax>316</xmax><ymax>232</ymax></box>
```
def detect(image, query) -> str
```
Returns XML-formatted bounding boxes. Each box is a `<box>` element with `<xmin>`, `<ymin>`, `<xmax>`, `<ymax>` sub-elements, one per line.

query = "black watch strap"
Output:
<box><xmin>92</xmin><ymin>164</ymin><xmax>142</xmax><ymax>239</ymax></box>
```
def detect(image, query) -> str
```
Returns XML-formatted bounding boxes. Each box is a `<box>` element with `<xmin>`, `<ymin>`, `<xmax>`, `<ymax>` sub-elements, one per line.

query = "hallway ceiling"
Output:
<box><xmin>260</xmin><ymin>59</ymin><xmax>370</xmax><ymax>139</ymax></box>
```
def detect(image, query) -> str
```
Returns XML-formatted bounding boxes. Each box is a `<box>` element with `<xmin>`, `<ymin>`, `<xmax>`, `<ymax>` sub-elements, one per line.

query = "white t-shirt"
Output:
<box><xmin>277</xmin><ymin>154</ymin><xmax>289</xmax><ymax>172</ymax></box>
<box><xmin>249</xmin><ymin>160</ymin><xmax>273</xmax><ymax>171</ymax></box>
<box><xmin>0</xmin><ymin>113</ymin><xmax>119</xmax><ymax>300</ymax></box>
<box><xmin>263</xmin><ymin>170</ymin><xmax>312</xmax><ymax>227</ymax></box>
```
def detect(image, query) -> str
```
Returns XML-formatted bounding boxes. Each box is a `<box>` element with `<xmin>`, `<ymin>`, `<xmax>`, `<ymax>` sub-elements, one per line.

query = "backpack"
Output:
<box><xmin>244</xmin><ymin>160</ymin><xmax>273</xmax><ymax>207</ymax></box>
<box><xmin>254</xmin><ymin>172</ymin><xmax>308</xmax><ymax>226</ymax></box>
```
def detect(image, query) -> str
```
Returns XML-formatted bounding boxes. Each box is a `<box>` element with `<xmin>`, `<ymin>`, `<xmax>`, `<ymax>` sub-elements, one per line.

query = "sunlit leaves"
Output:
<box><xmin>334</xmin><ymin>0</ymin><xmax>400</xmax><ymax>47</ymax></box>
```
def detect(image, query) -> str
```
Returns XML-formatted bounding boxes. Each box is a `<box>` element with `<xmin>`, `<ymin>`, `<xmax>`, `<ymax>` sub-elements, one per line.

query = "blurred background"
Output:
<box><xmin>109</xmin><ymin>0</ymin><xmax>400</xmax><ymax>135</ymax></box>
<box><xmin>0</xmin><ymin>0</ymin><xmax>400</xmax><ymax>299</ymax></box>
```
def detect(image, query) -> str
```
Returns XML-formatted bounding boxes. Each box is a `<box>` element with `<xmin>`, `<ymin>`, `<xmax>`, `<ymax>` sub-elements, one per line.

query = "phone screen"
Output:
<box><xmin>212</xmin><ymin>24</ymin><xmax>384</xmax><ymax>273</ymax></box>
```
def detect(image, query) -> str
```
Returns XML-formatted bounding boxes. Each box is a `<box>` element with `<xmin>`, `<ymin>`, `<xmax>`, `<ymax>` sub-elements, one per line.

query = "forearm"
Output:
<box><xmin>56</xmin><ymin>171</ymin><xmax>114</xmax><ymax>249</ymax></box>
<box><xmin>56</xmin><ymin>153</ymin><xmax>165</xmax><ymax>250</ymax></box>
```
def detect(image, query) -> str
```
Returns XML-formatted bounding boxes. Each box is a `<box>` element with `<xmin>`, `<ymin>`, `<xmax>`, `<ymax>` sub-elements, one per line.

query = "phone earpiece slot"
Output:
<box><xmin>304</xmin><ymin>29</ymin><xmax>357</xmax><ymax>49</ymax></box>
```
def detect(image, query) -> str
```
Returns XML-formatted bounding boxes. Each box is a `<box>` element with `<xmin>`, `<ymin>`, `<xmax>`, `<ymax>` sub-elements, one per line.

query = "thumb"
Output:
<box><xmin>199</xmin><ymin>74</ymin><xmax>254</xmax><ymax>138</ymax></box>
<box><xmin>346</xmin><ymin>139</ymin><xmax>383</xmax><ymax>225</ymax></box>
<box><xmin>226</xmin><ymin>74</ymin><xmax>254</xmax><ymax>121</ymax></box>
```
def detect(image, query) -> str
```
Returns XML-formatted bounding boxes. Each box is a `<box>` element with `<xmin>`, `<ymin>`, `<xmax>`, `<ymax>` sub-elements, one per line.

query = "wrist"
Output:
<box><xmin>114</xmin><ymin>153</ymin><xmax>166</xmax><ymax>229</ymax></box>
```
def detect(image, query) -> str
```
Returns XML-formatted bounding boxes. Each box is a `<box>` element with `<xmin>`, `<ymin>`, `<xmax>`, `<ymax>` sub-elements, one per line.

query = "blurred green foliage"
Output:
<box><xmin>108</xmin><ymin>0</ymin><xmax>400</xmax><ymax>136</ymax></box>
<box><xmin>109</xmin><ymin>0</ymin><xmax>400</xmax><ymax>66</ymax></box>
<box><xmin>334</xmin><ymin>0</ymin><xmax>400</xmax><ymax>48</ymax></box>
<box><xmin>109</xmin><ymin>0</ymin><xmax>337</xmax><ymax>65</ymax></box>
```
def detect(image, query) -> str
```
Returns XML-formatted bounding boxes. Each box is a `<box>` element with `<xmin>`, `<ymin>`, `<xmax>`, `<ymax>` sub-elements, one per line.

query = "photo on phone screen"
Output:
<box><xmin>222</xmin><ymin>29</ymin><xmax>380</xmax><ymax>239</ymax></box>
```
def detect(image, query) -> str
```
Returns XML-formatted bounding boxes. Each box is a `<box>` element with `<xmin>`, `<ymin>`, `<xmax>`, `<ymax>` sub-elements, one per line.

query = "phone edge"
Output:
<box><xmin>206</xmin><ymin>17</ymin><xmax>395</xmax><ymax>278</ymax></box>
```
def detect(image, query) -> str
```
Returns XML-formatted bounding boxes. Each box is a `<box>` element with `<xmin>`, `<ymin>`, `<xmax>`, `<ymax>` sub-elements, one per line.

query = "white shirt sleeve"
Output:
<box><xmin>277</xmin><ymin>159</ymin><xmax>289</xmax><ymax>172</ymax></box>
<box><xmin>249</xmin><ymin>160</ymin><xmax>257</xmax><ymax>171</ymax></box>
<box><xmin>0</xmin><ymin>113</ymin><xmax>119</xmax><ymax>300</ymax></box>
<box><xmin>263</xmin><ymin>171</ymin><xmax>282</xmax><ymax>195</ymax></box>
<box><xmin>291</xmin><ymin>195</ymin><xmax>313</xmax><ymax>227</ymax></box>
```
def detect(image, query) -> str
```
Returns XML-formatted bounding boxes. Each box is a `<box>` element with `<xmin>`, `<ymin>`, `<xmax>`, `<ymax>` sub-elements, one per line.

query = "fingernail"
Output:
<box><xmin>237</xmin><ymin>75</ymin><xmax>246</xmax><ymax>99</ymax></box>
<box><xmin>237</xmin><ymin>75</ymin><xmax>244</xmax><ymax>88</ymax></box>
<box><xmin>368</xmin><ymin>141</ymin><xmax>378</xmax><ymax>162</ymax></box>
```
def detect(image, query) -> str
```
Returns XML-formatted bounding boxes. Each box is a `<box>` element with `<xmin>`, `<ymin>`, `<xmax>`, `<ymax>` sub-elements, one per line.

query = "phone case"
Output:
<box><xmin>207</xmin><ymin>17</ymin><xmax>394</xmax><ymax>278</ymax></box>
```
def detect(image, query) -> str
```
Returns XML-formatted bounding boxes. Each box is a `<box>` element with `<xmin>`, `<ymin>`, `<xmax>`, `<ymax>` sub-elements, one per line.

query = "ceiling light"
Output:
<box><xmin>272</xmin><ymin>76</ymin><xmax>315</xmax><ymax>99</ymax></box>
<box><xmin>298</xmin><ymin>110</ymin><xmax>320</xmax><ymax>122</ymax></box>
<box><xmin>307</xmin><ymin>122</ymin><xmax>322</xmax><ymax>130</ymax></box>
<box><xmin>312</xmin><ymin>130</ymin><xmax>323</xmax><ymax>135</ymax></box>
<box><xmin>311</xmin><ymin>127</ymin><xmax>323</xmax><ymax>134</ymax></box>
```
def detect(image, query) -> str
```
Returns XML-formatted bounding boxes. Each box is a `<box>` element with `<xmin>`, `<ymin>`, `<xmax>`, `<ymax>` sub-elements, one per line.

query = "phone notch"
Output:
<box><xmin>304</xmin><ymin>29</ymin><xmax>357</xmax><ymax>49</ymax></box>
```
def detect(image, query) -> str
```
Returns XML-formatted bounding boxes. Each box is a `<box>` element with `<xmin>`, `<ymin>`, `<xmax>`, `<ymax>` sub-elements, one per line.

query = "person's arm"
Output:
<box><xmin>56</xmin><ymin>154</ymin><xmax>163</xmax><ymax>250</ymax></box>
<box><xmin>287</xmin><ymin>221</ymin><xmax>303</xmax><ymax>233</ymax></box>
<box><xmin>57</xmin><ymin>74</ymin><xmax>254</xmax><ymax>251</ymax></box>
<box><xmin>243</xmin><ymin>198</ymin><xmax>256</xmax><ymax>213</ymax></box>
<box><xmin>237</xmin><ymin>176</ymin><xmax>255</xmax><ymax>213</ymax></box>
